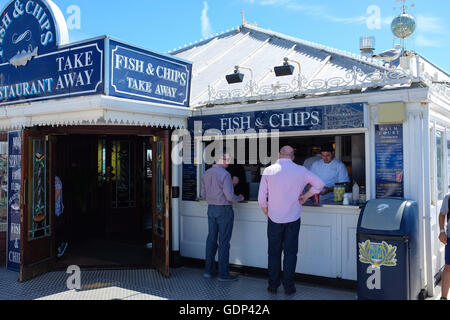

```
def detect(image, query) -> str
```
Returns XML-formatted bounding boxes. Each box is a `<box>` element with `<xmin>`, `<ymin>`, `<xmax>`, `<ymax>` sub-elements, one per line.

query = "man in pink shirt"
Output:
<box><xmin>258</xmin><ymin>146</ymin><xmax>325</xmax><ymax>295</ymax></box>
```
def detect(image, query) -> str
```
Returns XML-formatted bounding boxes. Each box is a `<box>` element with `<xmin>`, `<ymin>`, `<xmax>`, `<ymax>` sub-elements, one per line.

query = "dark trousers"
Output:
<box><xmin>205</xmin><ymin>205</ymin><xmax>234</xmax><ymax>278</ymax></box>
<box><xmin>267</xmin><ymin>218</ymin><xmax>301</xmax><ymax>291</ymax></box>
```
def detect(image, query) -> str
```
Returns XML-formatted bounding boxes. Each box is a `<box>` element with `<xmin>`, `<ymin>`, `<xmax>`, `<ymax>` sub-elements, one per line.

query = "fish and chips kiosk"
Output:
<box><xmin>172</xmin><ymin>22</ymin><xmax>450</xmax><ymax>298</ymax></box>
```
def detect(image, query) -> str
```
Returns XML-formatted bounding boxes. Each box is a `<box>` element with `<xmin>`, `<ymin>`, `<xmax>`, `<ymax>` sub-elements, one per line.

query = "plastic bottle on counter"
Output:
<box><xmin>352</xmin><ymin>182</ymin><xmax>360</xmax><ymax>204</ymax></box>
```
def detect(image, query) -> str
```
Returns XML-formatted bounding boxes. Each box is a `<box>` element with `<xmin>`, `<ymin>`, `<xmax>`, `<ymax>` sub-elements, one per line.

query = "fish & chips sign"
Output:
<box><xmin>0</xmin><ymin>0</ymin><xmax>68</xmax><ymax>63</ymax></box>
<box><xmin>0</xmin><ymin>0</ymin><xmax>191</xmax><ymax>107</ymax></box>
<box><xmin>0</xmin><ymin>0</ymin><xmax>104</xmax><ymax>105</ymax></box>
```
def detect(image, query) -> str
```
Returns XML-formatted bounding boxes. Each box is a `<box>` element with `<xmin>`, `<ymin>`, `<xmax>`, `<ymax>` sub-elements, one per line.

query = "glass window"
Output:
<box><xmin>436</xmin><ymin>130</ymin><xmax>446</xmax><ymax>201</ymax></box>
<box><xmin>29</xmin><ymin>139</ymin><xmax>50</xmax><ymax>240</ymax></box>
<box><xmin>111</xmin><ymin>140</ymin><xmax>136</xmax><ymax>208</ymax></box>
<box><xmin>200</xmin><ymin>134</ymin><xmax>366</xmax><ymax>203</ymax></box>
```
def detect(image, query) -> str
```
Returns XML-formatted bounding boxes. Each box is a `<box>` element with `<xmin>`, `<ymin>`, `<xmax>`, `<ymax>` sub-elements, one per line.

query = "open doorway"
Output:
<box><xmin>54</xmin><ymin>134</ymin><xmax>154</xmax><ymax>269</ymax></box>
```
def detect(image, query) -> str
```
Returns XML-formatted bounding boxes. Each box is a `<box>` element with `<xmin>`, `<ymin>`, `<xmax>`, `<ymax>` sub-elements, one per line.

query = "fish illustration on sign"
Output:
<box><xmin>9</xmin><ymin>45</ymin><xmax>39</xmax><ymax>68</ymax></box>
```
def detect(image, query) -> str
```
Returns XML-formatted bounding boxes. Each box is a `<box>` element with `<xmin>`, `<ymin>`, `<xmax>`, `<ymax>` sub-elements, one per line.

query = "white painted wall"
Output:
<box><xmin>180</xmin><ymin>200</ymin><xmax>360</xmax><ymax>280</ymax></box>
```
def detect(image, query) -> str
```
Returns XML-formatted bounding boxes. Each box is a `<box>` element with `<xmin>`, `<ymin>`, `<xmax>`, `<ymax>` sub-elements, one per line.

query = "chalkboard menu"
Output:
<box><xmin>182</xmin><ymin>140</ymin><xmax>197</xmax><ymax>201</ymax></box>
<box><xmin>375</xmin><ymin>124</ymin><xmax>404</xmax><ymax>199</ymax></box>
<box><xmin>7</xmin><ymin>131</ymin><xmax>21</xmax><ymax>272</ymax></box>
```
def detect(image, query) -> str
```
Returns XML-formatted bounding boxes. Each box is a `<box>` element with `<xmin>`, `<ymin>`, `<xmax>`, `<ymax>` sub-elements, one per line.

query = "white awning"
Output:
<box><xmin>0</xmin><ymin>95</ymin><xmax>191</xmax><ymax>131</ymax></box>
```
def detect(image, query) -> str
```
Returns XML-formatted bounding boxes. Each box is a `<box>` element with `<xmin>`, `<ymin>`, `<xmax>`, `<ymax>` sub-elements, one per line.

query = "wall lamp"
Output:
<box><xmin>274</xmin><ymin>57</ymin><xmax>302</xmax><ymax>77</ymax></box>
<box><xmin>226</xmin><ymin>65</ymin><xmax>253</xmax><ymax>84</ymax></box>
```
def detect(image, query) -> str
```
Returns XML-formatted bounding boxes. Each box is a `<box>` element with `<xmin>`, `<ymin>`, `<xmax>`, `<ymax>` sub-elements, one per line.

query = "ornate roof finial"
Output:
<box><xmin>241</xmin><ymin>11</ymin><xmax>248</xmax><ymax>25</ymax></box>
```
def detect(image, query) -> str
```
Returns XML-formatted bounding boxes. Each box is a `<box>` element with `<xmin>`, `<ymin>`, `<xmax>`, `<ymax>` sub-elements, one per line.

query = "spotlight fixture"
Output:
<box><xmin>274</xmin><ymin>58</ymin><xmax>301</xmax><ymax>77</ymax></box>
<box><xmin>226</xmin><ymin>66</ymin><xmax>245</xmax><ymax>84</ymax></box>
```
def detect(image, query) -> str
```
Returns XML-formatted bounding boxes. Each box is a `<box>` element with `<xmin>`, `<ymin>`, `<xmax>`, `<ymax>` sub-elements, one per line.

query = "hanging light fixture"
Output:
<box><xmin>226</xmin><ymin>66</ymin><xmax>245</xmax><ymax>84</ymax></box>
<box><xmin>274</xmin><ymin>58</ymin><xmax>296</xmax><ymax>77</ymax></box>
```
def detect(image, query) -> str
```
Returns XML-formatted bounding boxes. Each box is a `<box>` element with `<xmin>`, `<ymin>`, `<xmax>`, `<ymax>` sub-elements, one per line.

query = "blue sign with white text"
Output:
<box><xmin>110</xmin><ymin>40</ymin><xmax>192</xmax><ymax>107</ymax></box>
<box><xmin>0</xmin><ymin>38</ymin><xmax>104</xmax><ymax>105</ymax></box>
<box><xmin>7</xmin><ymin>131</ymin><xmax>21</xmax><ymax>272</ymax></box>
<box><xmin>0</xmin><ymin>0</ymin><xmax>61</xmax><ymax>65</ymax></box>
<box><xmin>375</xmin><ymin>124</ymin><xmax>404</xmax><ymax>199</ymax></box>
<box><xmin>188</xmin><ymin>103</ymin><xmax>365</xmax><ymax>134</ymax></box>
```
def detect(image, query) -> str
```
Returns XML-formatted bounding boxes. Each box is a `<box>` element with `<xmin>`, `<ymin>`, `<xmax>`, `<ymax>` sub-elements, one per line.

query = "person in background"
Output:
<box><xmin>202</xmin><ymin>153</ymin><xmax>245</xmax><ymax>282</ymax></box>
<box><xmin>438</xmin><ymin>193</ymin><xmax>450</xmax><ymax>300</ymax></box>
<box><xmin>309</xmin><ymin>144</ymin><xmax>350</xmax><ymax>203</ymax></box>
<box><xmin>227</xmin><ymin>164</ymin><xmax>249</xmax><ymax>201</ymax></box>
<box><xmin>303</xmin><ymin>147</ymin><xmax>322</xmax><ymax>171</ymax></box>
<box><xmin>258</xmin><ymin>146</ymin><xmax>324</xmax><ymax>295</ymax></box>
<box><xmin>55</xmin><ymin>175</ymin><xmax>67</xmax><ymax>258</ymax></box>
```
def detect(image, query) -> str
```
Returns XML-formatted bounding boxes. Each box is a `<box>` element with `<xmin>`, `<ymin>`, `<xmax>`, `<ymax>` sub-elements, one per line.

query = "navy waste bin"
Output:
<box><xmin>357</xmin><ymin>199</ymin><xmax>422</xmax><ymax>300</ymax></box>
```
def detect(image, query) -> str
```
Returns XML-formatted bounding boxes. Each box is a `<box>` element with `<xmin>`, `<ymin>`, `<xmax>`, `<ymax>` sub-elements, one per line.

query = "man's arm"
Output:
<box><xmin>223</xmin><ymin>174</ymin><xmax>244</xmax><ymax>203</ymax></box>
<box><xmin>300</xmin><ymin>170</ymin><xmax>325</xmax><ymax>204</ymax></box>
<box><xmin>439</xmin><ymin>211</ymin><xmax>447</xmax><ymax>245</ymax></box>
<box><xmin>55</xmin><ymin>189</ymin><xmax>61</xmax><ymax>201</ymax></box>
<box><xmin>201</xmin><ymin>175</ymin><xmax>206</xmax><ymax>200</ymax></box>
<box><xmin>258</xmin><ymin>174</ymin><xmax>269</xmax><ymax>218</ymax></box>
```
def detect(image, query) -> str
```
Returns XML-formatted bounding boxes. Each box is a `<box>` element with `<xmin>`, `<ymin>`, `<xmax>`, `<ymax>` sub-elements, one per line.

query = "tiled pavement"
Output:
<box><xmin>0</xmin><ymin>267</ymin><xmax>358</xmax><ymax>300</ymax></box>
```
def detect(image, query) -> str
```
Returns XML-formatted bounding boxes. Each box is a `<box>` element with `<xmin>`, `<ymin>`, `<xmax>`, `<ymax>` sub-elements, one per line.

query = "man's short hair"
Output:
<box><xmin>321</xmin><ymin>144</ymin><xmax>334</xmax><ymax>153</ymax></box>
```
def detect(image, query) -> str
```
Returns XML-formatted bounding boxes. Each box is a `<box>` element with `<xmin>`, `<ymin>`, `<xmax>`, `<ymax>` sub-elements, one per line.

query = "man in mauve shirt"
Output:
<box><xmin>202</xmin><ymin>153</ymin><xmax>244</xmax><ymax>282</ymax></box>
<box><xmin>258</xmin><ymin>146</ymin><xmax>325</xmax><ymax>295</ymax></box>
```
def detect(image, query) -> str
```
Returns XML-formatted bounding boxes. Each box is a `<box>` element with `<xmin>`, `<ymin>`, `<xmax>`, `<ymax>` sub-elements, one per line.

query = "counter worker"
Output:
<box><xmin>438</xmin><ymin>193</ymin><xmax>450</xmax><ymax>300</ymax></box>
<box><xmin>202</xmin><ymin>153</ymin><xmax>245</xmax><ymax>282</ymax></box>
<box><xmin>227</xmin><ymin>164</ymin><xmax>249</xmax><ymax>201</ymax></box>
<box><xmin>309</xmin><ymin>144</ymin><xmax>350</xmax><ymax>203</ymax></box>
<box><xmin>258</xmin><ymin>146</ymin><xmax>325</xmax><ymax>295</ymax></box>
<box><xmin>303</xmin><ymin>147</ymin><xmax>322</xmax><ymax>171</ymax></box>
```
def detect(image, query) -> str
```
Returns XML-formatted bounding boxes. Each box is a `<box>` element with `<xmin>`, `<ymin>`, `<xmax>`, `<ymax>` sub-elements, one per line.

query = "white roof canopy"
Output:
<box><xmin>0</xmin><ymin>94</ymin><xmax>190</xmax><ymax>131</ymax></box>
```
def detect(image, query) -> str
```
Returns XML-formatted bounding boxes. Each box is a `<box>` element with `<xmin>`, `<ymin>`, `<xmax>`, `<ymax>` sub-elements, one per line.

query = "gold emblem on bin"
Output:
<box><xmin>359</xmin><ymin>240</ymin><xmax>397</xmax><ymax>267</ymax></box>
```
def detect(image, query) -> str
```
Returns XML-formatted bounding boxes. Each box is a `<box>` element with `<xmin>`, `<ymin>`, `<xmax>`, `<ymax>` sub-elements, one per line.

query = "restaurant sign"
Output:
<box><xmin>0</xmin><ymin>0</ymin><xmax>69</xmax><ymax>64</ymax></box>
<box><xmin>0</xmin><ymin>39</ymin><xmax>104</xmax><ymax>105</ymax></box>
<box><xmin>109</xmin><ymin>41</ymin><xmax>192</xmax><ymax>107</ymax></box>
<box><xmin>0</xmin><ymin>0</ymin><xmax>104</xmax><ymax>106</ymax></box>
<box><xmin>188</xmin><ymin>103</ymin><xmax>365</xmax><ymax>134</ymax></box>
<box><xmin>0</xmin><ymin>0</ymin><xmax>192</xmax><ymax>108</ymax></box>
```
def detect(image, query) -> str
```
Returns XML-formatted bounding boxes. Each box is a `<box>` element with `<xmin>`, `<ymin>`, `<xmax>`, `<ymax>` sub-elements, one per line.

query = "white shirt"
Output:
<box><xmin>310</xmin><ymin>158</ymin><xmax>350</xmax><ymax>202</ymax></box>
<box><xmin>303</xmin><ymin>154</ymin><xmax>322</xmax><ymax>171</ymax></box>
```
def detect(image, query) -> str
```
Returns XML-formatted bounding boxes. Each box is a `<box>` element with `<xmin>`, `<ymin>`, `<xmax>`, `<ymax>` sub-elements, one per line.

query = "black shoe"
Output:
<box><xmin>267</xmin><ymin>287</ymin><xmax>277</xmax><ymax>294</ymax></box>
<box><xmin>218</xmin><ymin>274</ymin><xmax>238</xmax><ymax>282</ymax></box>
<box><xmin>285</xmin><ymin>287</ymin><xmax>296</xmax><ymax>296</ymax></box>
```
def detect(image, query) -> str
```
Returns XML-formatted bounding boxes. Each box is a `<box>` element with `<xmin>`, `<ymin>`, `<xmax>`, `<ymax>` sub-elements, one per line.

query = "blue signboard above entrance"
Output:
<box><xmin>0</xmin><ymin>1</ymin><xmax>192</xmax><ymax>108</ymax></box>
<box><xmin>188</xmin><ymin>103</ymin><xmax>365</xmax><ymax>134</ymax></box>
<box><xmin>109</xmin><ymin>40</ymin><xmax>192</xmax><ymax>107</ymax></box>
<box><xmin>0</xmin><ymin>38</ymin><xmax>104</xmax><ymax>105</ymax></box>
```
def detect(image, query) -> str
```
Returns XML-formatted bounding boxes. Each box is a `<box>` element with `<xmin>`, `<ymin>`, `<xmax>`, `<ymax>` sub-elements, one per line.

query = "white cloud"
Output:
<box><xmin>201</xmin><ymin>1</ymin><xmax>213</xmax><ymax>39</ymax></box>
<box><xmin>415</xmin><ymin>34</ymin><xmax>441</xmax><ymax>48</ymax></box>
<box><xmin>416</xmin><ymin>14</ymin><xmax>445</xmax><ymax>34</ymax></box>
<box><xmin>414</xmin><ymin>14</ymin><xmax>448</xmax><ymax>48</ymax></box>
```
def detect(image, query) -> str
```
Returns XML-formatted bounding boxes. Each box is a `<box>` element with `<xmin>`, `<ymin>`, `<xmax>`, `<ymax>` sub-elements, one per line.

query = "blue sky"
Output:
<box><xmin>1</xmin><ymin>0</ymin><xmax>449</xmax><ymax>72</ymax></box>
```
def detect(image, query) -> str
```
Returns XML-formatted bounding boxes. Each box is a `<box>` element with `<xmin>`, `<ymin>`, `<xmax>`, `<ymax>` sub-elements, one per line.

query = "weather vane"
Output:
<box><xmin>394</xmin><ymin>0</ymin><xmax>415</xmax><ymax>14</ymax></box>
<box><xmin>391</xmin><ymin>0</ymin><xmax>416</xmax><ymax>40</ymax></box>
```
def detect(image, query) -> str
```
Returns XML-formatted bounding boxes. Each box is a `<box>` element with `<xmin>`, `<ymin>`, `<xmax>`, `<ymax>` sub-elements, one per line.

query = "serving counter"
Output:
<box><xmin>180</xmin><ymin>200</ymin><xmax>362</xmax><ymax>281</ymax></box>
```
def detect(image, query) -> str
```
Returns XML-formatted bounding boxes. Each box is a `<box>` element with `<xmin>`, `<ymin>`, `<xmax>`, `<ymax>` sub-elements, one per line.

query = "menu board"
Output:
<box><xmin>375</xmin><ymin>124</ymin><xmax>404</xmax><ymax>199</ymax></box>
<box><xmin>7</xmin><ymin>131</ymin><xmax>21</xmax><ymax>272</ymax></box>
<box><xmin>182</xmin><ymin>140</ymin><xmax>197</xmax><ymax>201</ymax></box>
